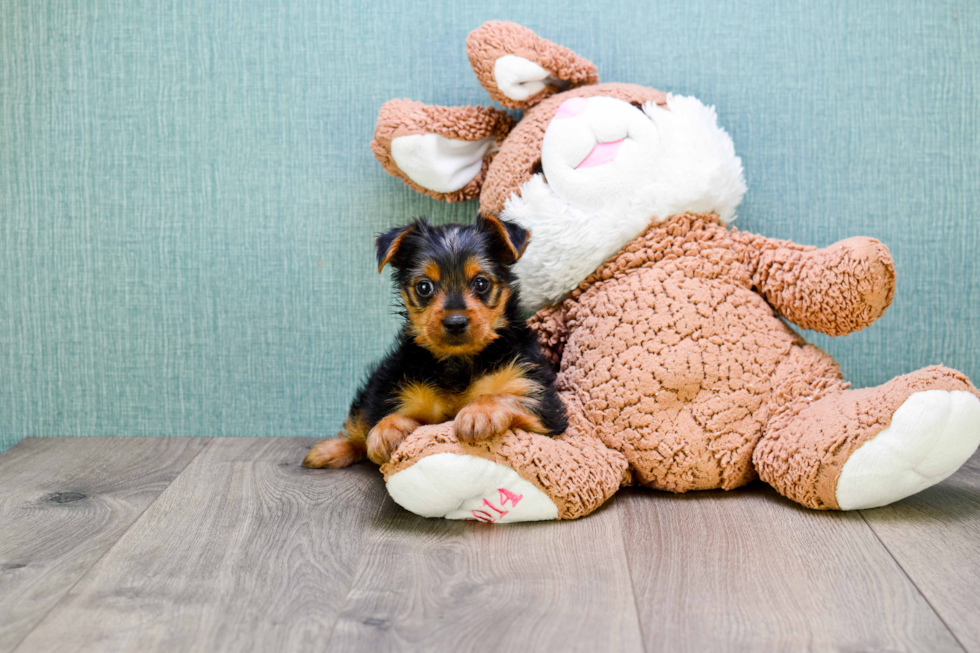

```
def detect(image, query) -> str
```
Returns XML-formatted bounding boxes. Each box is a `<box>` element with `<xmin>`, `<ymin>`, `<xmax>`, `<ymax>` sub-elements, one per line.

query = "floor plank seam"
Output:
<box><xmin>615</xmin><ymin>495</ymin><xmax>650</xmax><ymax>653</ymax></box>
<box><xmin>7</xmin><ymin>437</ymin><xmax>214</xmax><ymax>653</ymax></box>
<box><xmin>857</xmin><ymin>510</ymin><xmax>970</xmax><ymax>653</ymax></box>
<box><xmin>319</xmin><ymin>491</ymin><xmax>390</xmax><ymax>650</ymax></box>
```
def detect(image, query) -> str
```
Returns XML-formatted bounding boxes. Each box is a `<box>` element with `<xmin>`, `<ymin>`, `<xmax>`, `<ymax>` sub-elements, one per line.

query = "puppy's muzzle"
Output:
<box><xmin>442</xmin><ymin>313</ymin><xmax>469</xmax><ymax>336</ymax></box>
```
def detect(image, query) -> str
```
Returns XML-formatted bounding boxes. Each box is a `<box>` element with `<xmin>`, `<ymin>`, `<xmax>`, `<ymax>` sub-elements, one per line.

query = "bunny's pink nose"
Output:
<box><xmin>554</xmin><ymin>97</ymin><xmax>588</xmax><ymax>119</ymax></box>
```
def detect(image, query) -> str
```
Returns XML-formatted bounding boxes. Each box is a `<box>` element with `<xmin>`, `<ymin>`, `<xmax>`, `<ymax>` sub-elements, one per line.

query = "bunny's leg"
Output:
<box><xmin>754</xmin><ymin>345</ymin><xmax>980</xmax><ymax>510</ymax></box>
<box><xmin>382</xmin><ymin>391</ymin><xmax>629</xmax><ymax>522</ymax></box>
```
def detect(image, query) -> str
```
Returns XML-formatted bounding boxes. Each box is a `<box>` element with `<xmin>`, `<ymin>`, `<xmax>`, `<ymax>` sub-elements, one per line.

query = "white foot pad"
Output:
<box><xmin>836</xmin><ymin>390</ymin><xmax>980</xmax><ymax>510</ymax></box>
<box><xmin>386</xmin><ymin>453</ymin><xmax>559</xmax><ymax>523</ymax></box>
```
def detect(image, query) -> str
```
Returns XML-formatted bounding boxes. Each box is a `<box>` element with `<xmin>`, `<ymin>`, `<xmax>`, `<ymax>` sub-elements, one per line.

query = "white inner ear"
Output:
<box><xmin>390</xmin><ymin>134</ymin><xmax>495</xmax><ymax>193</ymax></box>
<box><xmin>493</xmin><ymin>55</ymin><xmax>559</xmax><ymax>101</ymax></box>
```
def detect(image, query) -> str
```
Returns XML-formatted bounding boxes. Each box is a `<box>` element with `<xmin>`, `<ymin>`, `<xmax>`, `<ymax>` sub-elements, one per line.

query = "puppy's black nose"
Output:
<box><xmin>442</xmin><ymin>314</ymin><xmax>469</xmax><ymax>335</ymax></box>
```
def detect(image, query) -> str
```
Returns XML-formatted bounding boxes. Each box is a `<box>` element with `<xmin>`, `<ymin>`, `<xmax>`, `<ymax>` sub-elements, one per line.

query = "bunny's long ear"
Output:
<box><xmin>467</xmin><ymin>21</ymin><xmax>599</xmax><ymax>110</ymax></box>
<box><xmin>371</xmin><ymin>100</ymin><xmax>515</xmax><ymax>203</ymax></box>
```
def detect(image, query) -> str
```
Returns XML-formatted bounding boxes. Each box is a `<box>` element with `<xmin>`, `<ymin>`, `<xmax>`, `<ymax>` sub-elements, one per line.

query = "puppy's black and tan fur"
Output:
<box><xmin>303</xmin><ymin>215</ymin><xmax>567</xmax><ymax>469</ymax></box>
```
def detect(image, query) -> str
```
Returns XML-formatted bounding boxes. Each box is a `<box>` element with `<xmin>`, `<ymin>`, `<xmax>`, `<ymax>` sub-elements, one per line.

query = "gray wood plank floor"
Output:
<box><xmin>1</xmin><ymin>437</ymin><xmax>978</xmax><ymax>653</ymax></box>
<box><xmin>0</xmin><ymin>437</ymin><xmax>206</xmax><ymax>652</ymax></box>
<box><xmin>12</xmin><ymin>438</ymin><xmax>385</xmax><ymax>653</ymax></box>
<box><xmin>860</xmin><ymin>454</ymin><xmax>980</xmax><ymax>652</ymax></box>
<box><xmin>329</xmin><ymin>496</ymin><xmax>643</xmax><ymax>653</ymax></box>
<box><xmin>620</xmin><ymin>486</ymin><xmax>961</xmax><ymax>652</ymax></box>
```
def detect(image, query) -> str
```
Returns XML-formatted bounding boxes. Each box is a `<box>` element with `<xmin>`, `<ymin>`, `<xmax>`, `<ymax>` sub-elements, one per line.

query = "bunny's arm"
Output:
<box><xmin>732</xmin><ymin>231</ymin><xmax>896</xmax><ymax>336</ymax></box>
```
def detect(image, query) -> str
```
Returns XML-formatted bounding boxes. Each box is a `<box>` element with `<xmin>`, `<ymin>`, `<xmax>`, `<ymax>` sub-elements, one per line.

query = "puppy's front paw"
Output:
<box><xmin>454</xmin><ymin>396</ymin><xmax>513</xmax><ymax>443</ymax></box>
<box><xmin>367</xmin><ymin>414</ymin><xmax>420</xmax><ymax>465</ymax></box>
<box><xmin>302</xmin><ymin>438</ymin><xmax>362</xmax><ymax>469</ymax></box>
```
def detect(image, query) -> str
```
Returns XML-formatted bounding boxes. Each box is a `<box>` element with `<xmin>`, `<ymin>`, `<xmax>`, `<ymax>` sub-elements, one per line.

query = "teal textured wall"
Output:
<box><xmin>2</xmin><ymin>0</ymin><xmax>978</xmax><ymax>452</ymax></box>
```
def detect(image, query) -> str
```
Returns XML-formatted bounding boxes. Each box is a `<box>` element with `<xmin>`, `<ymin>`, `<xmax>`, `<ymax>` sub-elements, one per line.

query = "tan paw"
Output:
<box><xmin>454</xmin><ymin>396</ymin><xmax>514</xmax><ymax>442</ymax></box>
<box><xmin>302</xmin><ymin>438</ymin><xmax>364</xmax><ymax>469</ymax></box>
<box><xmin>367</xmin><ymin>415</ymin><xmax>420</xmax><ymax>465</ymax></box>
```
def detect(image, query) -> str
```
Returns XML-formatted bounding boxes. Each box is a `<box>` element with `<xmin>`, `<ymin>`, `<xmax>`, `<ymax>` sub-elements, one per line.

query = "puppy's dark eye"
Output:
<box><xmin>472</xmin><ymin>276</ymin><xmax>490</xmax><ymax>293</ymax></box>
<box><xmin>415</xmin><ymin>280</ymin><xmax>434</xmax><ymax>297</ymax></box>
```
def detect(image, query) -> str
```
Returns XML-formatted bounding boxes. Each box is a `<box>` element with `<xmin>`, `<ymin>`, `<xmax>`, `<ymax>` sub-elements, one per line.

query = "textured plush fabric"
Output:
<box><xmin>480</xmin><ymin>84</ymin><xmax>669</xmax><ymax>216</ymax></box>
<box><xmin>371</xmin><ymin>100</ymin><xmax>514</xmax><ymax>202</ymax></box>
<box><xmin>382</xmin><ymin>420</ymin><xmax>629</xmax><ymax>520</ymax></box>
<box><xmin>2</xmin><ymin>1</ymin><xmax>979</xmax><ymax>453</ymax></box>
<box><xmin>386</xmin><ymin>215</ymin><xmax>979</xmax><ymax>514</ymax></box>
<box><xmin>369</xmin><ymin>19</ymin><xmax>979</xmax><ymax>519</ymax></box>
<box><xmin>741</xmin><ymin>235</ymin><xmax>896</xmax><ymax>336</ymax></box>
<box><xmin>534</xmin><ymin>213</ymin><xmax>926</xmax><ymax>501</ymax></box>
<box><xmin>754</xmin><ymin>355</ymin><xmax>978</xmax><ymax>509</ymax></box>
<box><xmin>467</xmin><ymin>21</ymin><xmax>599</xmax><ymax>109</ymax></box>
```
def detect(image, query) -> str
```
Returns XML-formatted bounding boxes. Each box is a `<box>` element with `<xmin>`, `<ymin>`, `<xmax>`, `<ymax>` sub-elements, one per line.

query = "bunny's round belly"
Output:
<box><xmin>559</xmin><ymin>267</ymin><xmax>799</xmax><ymax>492</ymax></box>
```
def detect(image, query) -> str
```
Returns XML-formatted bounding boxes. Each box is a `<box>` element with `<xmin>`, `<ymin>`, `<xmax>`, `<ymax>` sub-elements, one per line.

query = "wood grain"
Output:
<box><xmin>12</xmin><ymin>438</ymin><xmax>386</xmax><ymax>653</ymax></box>
<box><xmin>5</xmin><ymin>437</ymin><xmax>978</xmax><ymax>653</ymax></box>
<box><xmin>860</xmin><ymin>450</ymin><xmax>980</xmax><ymax>651</ymax></box>
<box><xmin>327</xmin><ymin>496</ymin><xmax>644</xmax><ymax>653</ymax></box>
<box><xmin>0</xmin><ymin>437</ymin><xmax>206</xmax><ymax>653</ymax></box>
<box><xmin>619</xmin><ymin>482</ymin><xmax>965</xmax><ymax>653</ymax></box>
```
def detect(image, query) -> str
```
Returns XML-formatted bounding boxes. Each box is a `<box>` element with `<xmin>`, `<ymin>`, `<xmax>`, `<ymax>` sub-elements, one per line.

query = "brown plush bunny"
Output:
<box><xmin>367</xmin><ymin>21</ymin><xmax>980</xmax><ymax>522</ymax></box>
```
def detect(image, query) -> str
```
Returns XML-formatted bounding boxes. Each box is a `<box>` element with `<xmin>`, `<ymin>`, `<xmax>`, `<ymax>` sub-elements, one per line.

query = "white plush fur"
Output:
<box><xmin>390</xmin><ymin>133</ymin><xmax>496</xmax><ymax>194</ymax></box>
<box><xmin>493</xmin><ymin>55</ymin><xmax>557</xmax><ymax>101</ymax></box>
<box><xmin>504</xmin><ymin>94</ymin><xmax>747</xmax><ymax>311</ymax></box>
<box><xmin>836</xmin><ymin>390</ymin><xmax>980</xmax><ymax>510</ymax></box>
<box><xmin>387</xmin><ymin>453</ymin><xmax>559</xmax><ymax>522</ymax></box>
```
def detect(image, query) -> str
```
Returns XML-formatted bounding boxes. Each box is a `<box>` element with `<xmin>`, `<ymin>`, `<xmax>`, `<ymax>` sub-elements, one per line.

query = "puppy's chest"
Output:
<box><xmin>395</xmin><ymin>361</ymin><xmax>537</xmax><ymax>425</ymax></box>
<box><xmin>395</xmin><ymin>382</ymin><xmax>466</xmax><ymax>424</ymax></box>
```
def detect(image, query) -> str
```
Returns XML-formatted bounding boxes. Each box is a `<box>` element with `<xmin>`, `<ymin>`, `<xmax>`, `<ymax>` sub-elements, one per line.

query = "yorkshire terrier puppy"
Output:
<box><xmin>302</xmin><ymin>215</ymin><xmax>567</xmax><ymax>469</ymax></box>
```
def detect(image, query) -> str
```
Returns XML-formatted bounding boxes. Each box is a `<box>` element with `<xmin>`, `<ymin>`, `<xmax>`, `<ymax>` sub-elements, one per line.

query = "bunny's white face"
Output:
<box><xmin>502</xmin><ymin>94</ymin><xmax>747</xmax><ymax>311</ymax></box>
<box><xmin>540</xmin><ymin>96</ymin><xmax>662</xmax><ymax>213</ymax></box>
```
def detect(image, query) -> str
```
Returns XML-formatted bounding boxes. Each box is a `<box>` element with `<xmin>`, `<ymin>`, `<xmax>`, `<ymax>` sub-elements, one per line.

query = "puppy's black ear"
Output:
<box><xmin>375</xmin><ymin>220</ymin><xmax>422</xmax><ymax>272</ymax></box>
<box><xmin>477</xmin><ymin>214</ymin><xmax>530</xmax><ymax>265</ymax></box>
